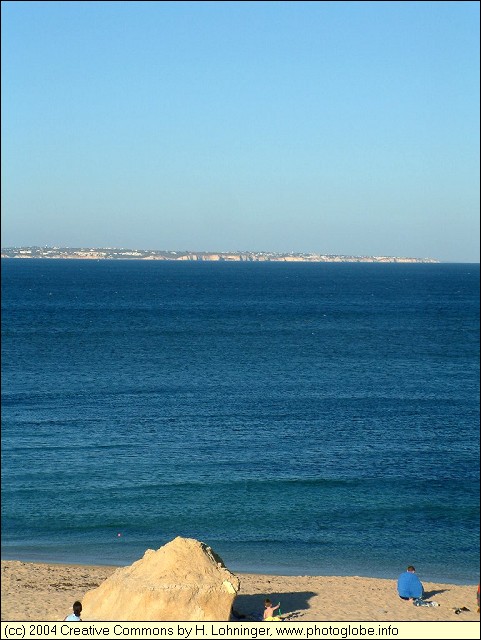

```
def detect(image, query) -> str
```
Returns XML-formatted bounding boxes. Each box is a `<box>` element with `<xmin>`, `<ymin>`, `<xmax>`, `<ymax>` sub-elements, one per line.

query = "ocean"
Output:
<box><xmin>1</xmin><ymin>259</ymin><xmax>479</xmax><ymax>585</ymax></box>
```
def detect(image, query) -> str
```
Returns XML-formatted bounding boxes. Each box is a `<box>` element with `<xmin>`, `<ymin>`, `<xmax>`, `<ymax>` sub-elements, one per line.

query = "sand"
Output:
<box><xmin>1</xmin><ymin>560</ymin><xmax>478</xmax><ymax>622</ymax></box>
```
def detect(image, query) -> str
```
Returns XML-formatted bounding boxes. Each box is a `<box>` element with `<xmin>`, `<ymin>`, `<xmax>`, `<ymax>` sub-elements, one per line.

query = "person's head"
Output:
<box><xmin>264</xmin><ymin>599</ymin><xmax>272</xmax><ymax>608</ymax></box>
<box><xmin>73</xmin><ymin>601</ymin><xmax>82</xmax><ymax>617</ymax></box>
<box><xmin>407</xmin><ymin>566</ymin><xmax>416</xmax><ymax>573</ymax></box>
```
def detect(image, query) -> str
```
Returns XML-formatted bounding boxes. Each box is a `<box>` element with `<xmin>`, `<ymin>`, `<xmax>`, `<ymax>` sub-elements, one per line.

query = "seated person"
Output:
<box><xmin>263</xmin><ymin>598</ymin><xmax>282</xmax><ymax>621</ymax></box>
<box><xmin>397</xmin><ymin>566</ymin><xmax>423</xmax><ymax>601</ymax></box>
<box><xmin>64</xmin><ymin>601</ymin><xmax>82</xmax><ymax>621</ymax></box>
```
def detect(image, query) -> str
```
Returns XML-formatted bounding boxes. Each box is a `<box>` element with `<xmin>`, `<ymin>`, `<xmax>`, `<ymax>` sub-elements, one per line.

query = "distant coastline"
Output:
<box><xmin>1</xmin><ymin>247</ymin><xmax>439</xmax><ymax>263</ymax></box>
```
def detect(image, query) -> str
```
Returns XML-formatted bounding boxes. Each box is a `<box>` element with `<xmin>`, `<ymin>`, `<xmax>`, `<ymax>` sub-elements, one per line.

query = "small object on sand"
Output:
<box><xmin>413</xmin><ymin>598</ymin><xmax>439</xmax><ymax>607</ymax></box>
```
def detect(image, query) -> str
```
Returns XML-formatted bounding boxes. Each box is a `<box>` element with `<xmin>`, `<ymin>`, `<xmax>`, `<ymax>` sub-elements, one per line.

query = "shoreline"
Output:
<box><xmin>2</xmin><ymin>560</ymin><xmax>479</xmax><ymax>622</ymax></box>
<box><xmin>0</xmin><ymin>249</ymin><xmax>440</xmax><ymax>263</ymax></box>
<box><xmin>1</xmin><ymin>551</ymin><xmax>476</xmax><ymax>587</ymax></box>
<box><xmin>2</xmin><ymin>551</ymin><xmax>477</xmax><ymax>587</ymax></box>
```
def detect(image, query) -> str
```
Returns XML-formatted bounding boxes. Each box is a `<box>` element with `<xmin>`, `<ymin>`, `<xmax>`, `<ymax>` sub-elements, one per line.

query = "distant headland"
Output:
<box><xmin>1</xmin><ymin>247</ymin><xmax>439</xmax><ymax>263</ymax></box>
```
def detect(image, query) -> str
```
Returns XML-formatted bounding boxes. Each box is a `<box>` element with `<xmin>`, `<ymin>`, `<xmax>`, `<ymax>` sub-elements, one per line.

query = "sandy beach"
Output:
<box><xmin>1</xmin><ymin>560</ymin><xmax>478</xmax><ymax>622</ymax></box>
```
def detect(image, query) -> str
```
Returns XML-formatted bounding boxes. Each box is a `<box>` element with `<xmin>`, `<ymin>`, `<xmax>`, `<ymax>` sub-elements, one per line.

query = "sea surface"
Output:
<box><xmin>1</xmin><ymin>260</ymin><xmax>479</xmax><ymax>584</ymax></box>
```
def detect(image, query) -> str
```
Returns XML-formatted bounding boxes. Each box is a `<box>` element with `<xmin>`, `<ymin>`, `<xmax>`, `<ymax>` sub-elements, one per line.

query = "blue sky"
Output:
<box><xmin>1</xmin><ymin>1</ymin><xmax>479</xmax><ymax>261</ymax></box>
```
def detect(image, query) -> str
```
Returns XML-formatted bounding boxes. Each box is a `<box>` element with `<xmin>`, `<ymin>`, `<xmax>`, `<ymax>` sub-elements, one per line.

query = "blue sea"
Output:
<box><xmin>1</xmin><ymin>260</ymin><xmax>479</xmax><ymax>585</ymax></box>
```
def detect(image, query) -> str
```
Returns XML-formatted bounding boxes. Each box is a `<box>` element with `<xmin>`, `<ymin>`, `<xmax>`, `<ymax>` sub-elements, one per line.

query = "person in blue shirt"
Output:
<box><xmin>397</xmin><ymin>566</ymin><xmax>424</xmax><ymax>601</ymax></box>
<box><xmin>64</xmin><ymin>601</ymin><xmax>82</xmax><ymax>621</ymax></box>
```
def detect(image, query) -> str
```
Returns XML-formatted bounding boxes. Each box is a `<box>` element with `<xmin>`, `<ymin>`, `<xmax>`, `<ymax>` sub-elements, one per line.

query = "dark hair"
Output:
<box><xmin>264</xmin><ymin>599</ymin><xmax>272</xmax><ymax>607</ymax></box>
<box><xmin>407</xmin><ymin>566</ymin><xmax>415</xmax><ymax>572</ymax></box>
<box><xmin>73</xmin><ymin>601</ymin><xmax>82</xmax><ymax>616</ymax></box>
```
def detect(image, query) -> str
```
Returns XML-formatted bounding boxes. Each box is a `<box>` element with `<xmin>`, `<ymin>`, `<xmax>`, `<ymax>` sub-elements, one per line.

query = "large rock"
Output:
<box><xmin>81</xmin><ymin>537</ymin><xmax>240</xmax><ymax>621</ymax></box>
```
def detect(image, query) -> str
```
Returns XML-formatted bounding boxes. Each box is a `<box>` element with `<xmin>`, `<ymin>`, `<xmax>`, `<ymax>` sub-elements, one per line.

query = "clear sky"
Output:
<box><xmin>1</xmin><ymin>1</ymin><xmax>479</xmax><ymax>261</ymax></box>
